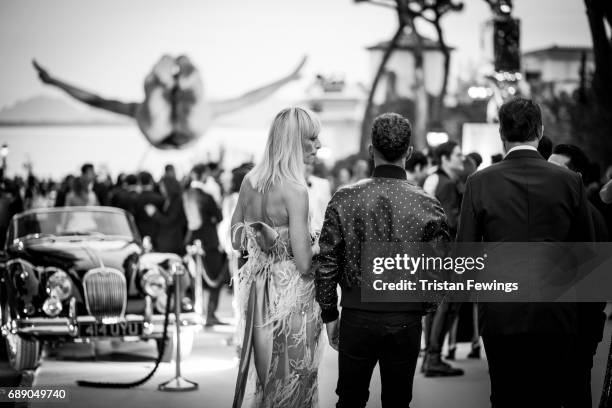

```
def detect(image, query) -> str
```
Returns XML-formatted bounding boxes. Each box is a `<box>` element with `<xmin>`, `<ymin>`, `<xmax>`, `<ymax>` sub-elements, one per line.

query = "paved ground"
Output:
<box><xmin>2</xmin><ymin>293</ymin><xmax>611</xmax><ymax>408</ymax></box>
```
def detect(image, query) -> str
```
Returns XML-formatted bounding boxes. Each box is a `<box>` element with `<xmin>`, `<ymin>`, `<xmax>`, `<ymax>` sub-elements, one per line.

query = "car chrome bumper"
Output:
<box><xmin>2</xmin><ymin>313</ymin><xmax>204</xmax><ymax>338</ymax></box>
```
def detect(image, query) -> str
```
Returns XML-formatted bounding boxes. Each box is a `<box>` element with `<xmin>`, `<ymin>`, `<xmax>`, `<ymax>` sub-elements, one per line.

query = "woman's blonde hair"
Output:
<box><xmin>249</xmin><ymin>107</ymin><xmax>321</xmax><ymax>193</ymax></box>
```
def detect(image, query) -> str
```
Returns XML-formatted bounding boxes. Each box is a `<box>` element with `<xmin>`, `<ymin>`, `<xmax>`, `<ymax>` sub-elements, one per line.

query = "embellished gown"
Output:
<box><xmin>232</xmin><ymin>222</ymin><xmax>323</xmax><ymax>408</ymax></box>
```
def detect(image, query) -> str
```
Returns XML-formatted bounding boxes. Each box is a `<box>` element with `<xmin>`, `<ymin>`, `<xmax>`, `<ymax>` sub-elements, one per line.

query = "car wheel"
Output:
<box><xmin>6</xmin><ymin>334</ymin><xmax>41</xmax><ymax>371</ymax></box>
<box><xmin>2</xmin><ymin>300</ymin><xmax>41</xmax><ymax>371</ymax></box>
<box><xmin>155</xmin><ymin>329</ymin><xmax>195</xmax><ymax>363</ymax></box>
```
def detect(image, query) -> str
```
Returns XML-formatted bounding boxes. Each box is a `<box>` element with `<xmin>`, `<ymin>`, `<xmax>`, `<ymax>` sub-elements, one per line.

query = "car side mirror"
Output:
<box><xmin>142</xmin><ymin>236</ymin><xmax>153</xmax><ymax>253</ymax></box>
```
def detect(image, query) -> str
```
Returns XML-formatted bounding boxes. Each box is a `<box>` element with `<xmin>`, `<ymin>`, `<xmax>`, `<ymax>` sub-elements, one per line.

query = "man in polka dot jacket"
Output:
<box><xmin>314</xmin><ymin>112</ymin><xmax>450</xmax><ymax>408</ymax></box>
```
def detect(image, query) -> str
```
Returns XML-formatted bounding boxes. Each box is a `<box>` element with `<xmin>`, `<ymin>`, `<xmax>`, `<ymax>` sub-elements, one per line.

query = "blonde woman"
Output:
<box><xmin>231</xmin><ymin>107</ymin><xmax>323</xmax><ymax>408</ymax></box>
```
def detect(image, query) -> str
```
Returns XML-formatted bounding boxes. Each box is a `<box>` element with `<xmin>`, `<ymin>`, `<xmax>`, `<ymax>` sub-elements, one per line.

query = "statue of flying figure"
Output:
<box><xmin>32</xmin><ymin>55</ymin><xmax>306</xmax><ymax>149</ymax></box>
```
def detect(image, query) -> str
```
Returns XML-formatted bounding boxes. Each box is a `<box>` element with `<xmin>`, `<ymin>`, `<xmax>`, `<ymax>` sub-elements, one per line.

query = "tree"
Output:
<box><xmin>356</xmin><ymin>0</ymin><xmax>463</xmax><ymax>155</ymax></box>
<box><xmin>584</xmin><ymin>0</ymin><xmax>612</xmax><ymax>110</ymax></box>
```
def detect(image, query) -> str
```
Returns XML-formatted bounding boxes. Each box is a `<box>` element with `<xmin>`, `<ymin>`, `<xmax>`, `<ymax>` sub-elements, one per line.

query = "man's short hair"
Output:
<box><xmin>466</xmin><ymin>152</ymin><xmax>483</xmax><ymax>168</ymax></box>
<box><xmin>552</xmin><ymin>144</ymin><xmax>589</xmax><ymax>175</ymax></box>
<box><xmin>435</xmin><ymin>141</ymin><xmax>459</xmax><ymax>164</ymax></box>
<box><xmin>81</xmin><ymin>163</ymin><xmax>94</xmax><ymax>175</ymax></box>
<box><xmin>125</xmin><ymin>174</ymin><xmax>138</xmax><ymax>186</ymax></box>
<box><xmin>138</xmin><ymin>171</ymin><xmax>154</xmax><ymax>186</ymax></box>
<box><xmin>371</xmin><ymin>113</ymin><xmax>412</xmax><ymax>162</ymax></box>
<box><xmin>491</xmin><ymin>153</ymin><xmax>503</xmax><ymax>164</ymax></box>
<box><xmin>498</xmin><ymin>97</ymin><xmax>543</xmax><ymax>143</ymax></box>
<box><xmin>191</xmin><ymin>163</ymin><xmax>208</xmax><ymax>179</ymax></box>
<box><xmin>405</xmin><ymin>151</ymin><xmax>428</xmax><ymax>172</ymax></box>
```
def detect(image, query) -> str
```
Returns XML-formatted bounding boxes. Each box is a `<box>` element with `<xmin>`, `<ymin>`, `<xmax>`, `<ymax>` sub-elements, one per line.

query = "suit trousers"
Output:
<box><xmin>482</xmin><ymin>332</ymin><xmax>575</xmax><ymax>408</ymax></box>
<box><xmin>336</xmin><ymin>308</ymin><xmax>422</xmax><ymax>408</ymax></box>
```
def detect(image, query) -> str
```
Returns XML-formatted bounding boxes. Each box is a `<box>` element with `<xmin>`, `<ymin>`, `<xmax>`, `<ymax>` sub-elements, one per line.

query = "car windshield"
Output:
<box><xmin>9</xmin><ymin>208</ymin><xmax>136</xmax><ymax>242</ymax></box>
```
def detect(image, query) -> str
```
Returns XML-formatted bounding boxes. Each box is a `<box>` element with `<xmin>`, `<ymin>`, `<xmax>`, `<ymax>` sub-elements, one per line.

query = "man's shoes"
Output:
<box><xmin>423</xmin><ymin>353</ymin><xmax>464</xmax><ymax>377</ymax></box>
<box><xmin>446</xmin><ymin>347</ymin><xmax>456</xmax><ymax>361</ymax></box>
<box><xmin>467</xmin><ymin>346</ymin><xmax>481</xmax><ymax>359</ymax></box>
<box><xmin>205</xmin><ymin>315</ymin><xmax>228</xmax><ymax>327</ymax></box>
<box><xmin>420</xmin><ymin>353</ymin><xmax>429</xmax><ymax>373</ymax></box>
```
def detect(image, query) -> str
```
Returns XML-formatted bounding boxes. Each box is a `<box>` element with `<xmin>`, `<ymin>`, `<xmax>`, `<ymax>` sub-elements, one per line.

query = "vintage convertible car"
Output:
<box><xmin>0</xmin><ymin>206</ymin><xmax>204</xmax><ymax>370</ymax></box>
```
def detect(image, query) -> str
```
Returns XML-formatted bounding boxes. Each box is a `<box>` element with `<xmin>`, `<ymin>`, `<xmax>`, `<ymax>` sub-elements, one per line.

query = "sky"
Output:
<box><xmin>0</xmin><ymin>0</ymin><xmax>593</xmax><ymax>110</ymax></box>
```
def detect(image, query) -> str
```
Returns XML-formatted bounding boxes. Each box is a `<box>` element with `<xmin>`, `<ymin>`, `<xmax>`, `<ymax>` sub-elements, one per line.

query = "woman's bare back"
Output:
<box><xmin>241</xmin><ymin>178</ymin><xmax>290</xmax><ymax>228</ymax></box>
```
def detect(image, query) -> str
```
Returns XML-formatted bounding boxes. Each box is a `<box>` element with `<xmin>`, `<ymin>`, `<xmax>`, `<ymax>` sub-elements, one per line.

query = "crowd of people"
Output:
<box><xmin>228</xmin><ymin>102</ymin><xmax>612</xmax><ymax>408</ymax></box>
<box><xmin>1</xmin><ymin>99</ymin><xmax>612</xmax><ymax>406</ymax></box>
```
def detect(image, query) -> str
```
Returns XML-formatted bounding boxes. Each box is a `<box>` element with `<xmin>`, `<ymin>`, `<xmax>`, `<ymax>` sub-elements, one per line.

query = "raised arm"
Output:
<box><xmin>32</xmin><ymin>59</ymin><xmax>138</xmax><ymax>118</ymax></box>
<box><xmin>210</xmin><ymin>56</ymin><xmax>307</xmax><ymax>118</ymax></box>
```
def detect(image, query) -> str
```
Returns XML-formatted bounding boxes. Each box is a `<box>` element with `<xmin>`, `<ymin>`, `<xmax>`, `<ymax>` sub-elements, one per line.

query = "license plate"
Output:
<box><xmin>78</xmin><ymin>321</ymin><xmax>143</xmax><ymax>337</ymax></box>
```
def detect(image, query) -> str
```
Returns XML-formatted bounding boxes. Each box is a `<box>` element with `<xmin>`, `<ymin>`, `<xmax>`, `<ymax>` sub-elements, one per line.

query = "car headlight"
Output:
<box><xmin>42</xmin><ymin>296</ymin><xmax>63</xmax><ymax>317</ymax></box>
<box><xmin>45</xmin><ymin>269</ymin><xmax>72</xmax><ymax>301</ymax></box>
<box><xmin>141</xmin><ymin>269</ymin><xmax>167</xmax><ymax>298</ymax></box>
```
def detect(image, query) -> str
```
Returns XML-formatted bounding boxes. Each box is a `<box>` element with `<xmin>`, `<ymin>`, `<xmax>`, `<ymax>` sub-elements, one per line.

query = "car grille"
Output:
<box><xmin>83</xmin><ymin>268</ymin><xmax>127</xmax><ymax>320</ymax></box>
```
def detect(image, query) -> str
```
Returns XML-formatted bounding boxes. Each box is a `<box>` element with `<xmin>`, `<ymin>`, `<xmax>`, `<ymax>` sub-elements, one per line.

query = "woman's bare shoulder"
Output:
<box><xmin>279</xmin><ymin>181</ymin><xmax>308</xmax><ymax>207</ymax></box>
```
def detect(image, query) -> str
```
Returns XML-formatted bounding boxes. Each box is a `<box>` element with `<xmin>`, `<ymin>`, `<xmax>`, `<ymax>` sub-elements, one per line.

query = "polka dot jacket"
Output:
<box><xmin>314</xmin><ymin>164</ymin><xmax>450</xmax><ymax>323</ymax></box>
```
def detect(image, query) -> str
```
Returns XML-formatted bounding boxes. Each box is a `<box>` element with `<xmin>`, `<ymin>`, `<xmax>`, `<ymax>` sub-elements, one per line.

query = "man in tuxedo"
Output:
<box><xmin>315</xmin><ymin>113</ymin><xmax>449</xmax><ymax>407</ymax></box>
<box><xmin>109</xmin><ymin>173</ymin><xmax>139</xmax><ymax>217</ymax></box>
<box><xmin>184</xmin><ymin>163</ymin><xmax>226</xmax><ymax>326</ymax></box>
<box><xmin>457</xmin><ymin>98</ymin><xmax>595</xmax><ymax>407</ymax></box>
<box><xmin>134</xmin><ymin>171</ymin><xmax>164</xmax><ymax>248</ymax></box>
<box><xmin>548</xmin><ymin>143</ymin><xmax>608</xmax><ymax>407</ymax></box>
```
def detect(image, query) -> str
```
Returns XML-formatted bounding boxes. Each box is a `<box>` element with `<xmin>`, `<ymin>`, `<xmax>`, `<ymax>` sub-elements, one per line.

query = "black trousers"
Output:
<box><xmin>482</xmin><ymin>333</ymin><xmax>575</xmax><ymax>408</ymax></box>
<box><xmin>563</xmin><ymin>336</ymin><xmax>599</xmax><ymax>408</ymax></box>
<box><xmin>336</xmin><ymin>308</ymin><xmax>422</xmax><ymax>408</ymax></box>
<box><xmin>425</xmin><ymin>299</ymin><xmax>461</xmax><ymax>354</ymax></box>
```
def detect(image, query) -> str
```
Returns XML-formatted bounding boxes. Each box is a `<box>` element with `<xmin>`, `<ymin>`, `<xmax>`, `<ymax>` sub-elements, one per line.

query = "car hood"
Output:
<box><xmin>11</xmin><ymin>237</ymin><xmax>141</xmax><ymax>275</ymax></box>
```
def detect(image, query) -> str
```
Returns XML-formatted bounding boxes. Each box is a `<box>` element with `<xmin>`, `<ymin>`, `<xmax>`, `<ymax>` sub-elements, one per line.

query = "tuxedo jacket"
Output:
<box><xmin>457</xmin><ymin>148</ymin><xmax>595</xmax><ymax>336</ymax></box>
<box><xmin>183</xmin><ymin>187</ymin><xmax>222</xmax><ymax>250</ymax></box>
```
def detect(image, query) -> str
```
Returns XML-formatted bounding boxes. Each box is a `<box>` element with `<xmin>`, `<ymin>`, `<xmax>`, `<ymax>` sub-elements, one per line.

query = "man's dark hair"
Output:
<box><xmin>435</xmin><ymin>141</ymin><xmax>459</xmax><ymax>164</ymax></box>
<box><xmin>491</xmin><ymin>153</ymin><xmax>503</xmax><ymax>164</ymax></box>
<box><xmin>466</xmin><ymin>152</ymin><xmax>483</xmax><ymax>168</ymax></box>
<box><xmin>498</xmin><ymin>97</ymin><xmax>542</xmax><ymax>143</ymax></box>
<box><xmin>81</xmin><ymin>163</ymin><xmax>94</xmax><ymax>175</ymax></box>
<box><xmin>164</xmin><ymin>164</ymin><xmax>175</xmax><ymax>173</ymax></box>
<box><xmin>115</xmin><ymin>173</ymin><xmax>126</xmax><ymax>187</ymax></box>
<box><xmin>405</xmin><ymin>151</ymin><xmax>428</xmax><ymax>172</ymax></box>
<box><xmin>537</xmin><ymin>135</ymin><xmax>553</xmax><ymax>160</ymax></box>
<box><xmin>125</xmin><ymin>174</ymin><xmax>138</xmax><ymax>186</ymax></box>
<box><xmin>191</xmin><ymin>163</ymin><xmax>208</xmax><ymax>179</ymax></box>
<box><xmin>138</xmin><ymin>171</ymin><xmax>154</xmax><ymax>186</ymax></box>
<box><xmin>552</xmin><ymin>144</ymin><xmax>590</xmax><ymax>176</ymax></box>
<box><xmin>371</xmin><ymin>113</ymin><xmax>412</xmax><ymax>162</ymax></box>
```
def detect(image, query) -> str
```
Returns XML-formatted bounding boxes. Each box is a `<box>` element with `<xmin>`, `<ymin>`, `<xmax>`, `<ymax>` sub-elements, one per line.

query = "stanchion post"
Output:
<box><xmin>158</xmin><ymin>261</ymin><xmax>198</xmax><ymax>392</ymax></box>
